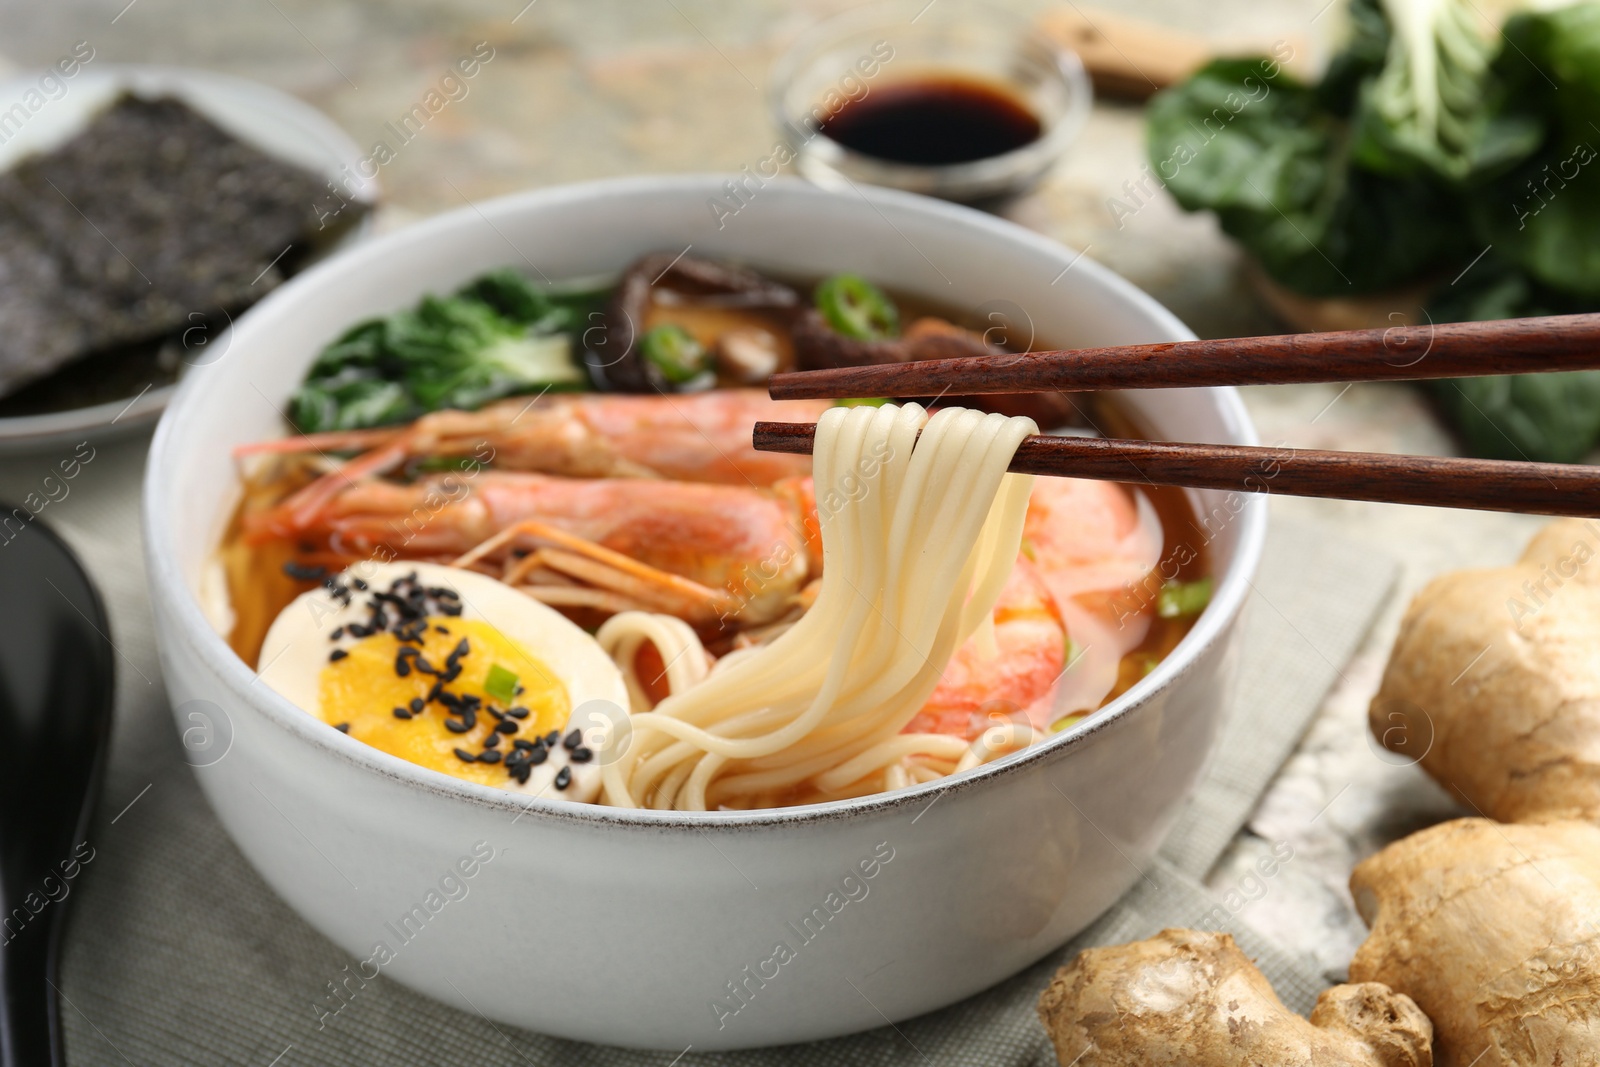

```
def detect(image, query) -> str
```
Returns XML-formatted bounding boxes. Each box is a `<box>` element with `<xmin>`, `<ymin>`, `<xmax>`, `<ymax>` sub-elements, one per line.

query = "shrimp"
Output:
<box><xmin>245</xmin><ymin>470</ymin><xmax>813</xmax><ymax>626</ymax></box>
<box><xmin>901</xmin><ymin>479</ymin><xmax>1162</xmax><ymax>744</ymax></box>
<box><xmin>905</xmin><ymin>558</ymin><xmax>1066</xmax><ymax>740</ymax></box>
<box><xmin>238</xmin><ymin>390</ymin><xmax>832</xmax><ymax>533</ymax></box>
<box><xmin>1021</xmin><ymin>476</ymin><xmax>1163</xmax><ymax>715</ymax></box>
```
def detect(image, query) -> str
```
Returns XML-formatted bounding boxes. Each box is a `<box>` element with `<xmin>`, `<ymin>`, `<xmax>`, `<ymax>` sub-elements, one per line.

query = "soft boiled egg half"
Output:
<box><xmin>258</xmin><ymin>561</ymin><xmax>628</xmax><ymax>803</ymax></box>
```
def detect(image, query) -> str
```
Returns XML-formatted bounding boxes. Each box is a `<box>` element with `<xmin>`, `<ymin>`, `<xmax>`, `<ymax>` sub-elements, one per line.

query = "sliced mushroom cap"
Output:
<box><xmin>714</xmin><ymin>328</ymin><xmax>782</xmax><ymax>384</ymax></box>
<box><xmin>592</xmin><ymin>253</ymin><xmax>798</xmax><ymax>392</ymax></box>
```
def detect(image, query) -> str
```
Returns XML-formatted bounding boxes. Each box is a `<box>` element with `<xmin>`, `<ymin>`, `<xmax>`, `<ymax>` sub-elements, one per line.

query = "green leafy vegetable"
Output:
<box><xmin>1150</xmin><ymin>0</ymin><xmax>1600</xmax><ymax>462</ymax></box>
<box><xmin>1147</xmin><ymin>58</ymin><xmax>1470</xmax><ymax>295</ymax></box>
<box><xmin>1315</xmin><ymin>0</ymin><xmax>1391</xmax><ymax>116</ymax></box>
<box><xmin>484</xmin><ymin>663</ymin><xmax>520</xmax><ymax>705</ymax></box>
<box><xmin>815</xmin><ymin>273</ymin><xmax>900</xmax><ymax>340</ymax></box>
<box><xmin>1429</xmin><ymin>372</ymin><xmax>1600</xmax><ymax>462</ymax></box>
<box><xmin>1470</xmin><ymin>4</ymin><xmax>1600</xmax><ymax>297</ymax></box>
<box><xmin>833</xmin><ymin>397</ymin><xmax>889</xmax><ymax>408</ymax></box>
<box><xmin>289</xmin><ymin>268</ymin><xmax>588</xmax><ymax>433</ymax></box>
<box><xmin>1348</xmin><ymin>0</ymin><xmax>1505</xmax><ymax>180</ymax></box>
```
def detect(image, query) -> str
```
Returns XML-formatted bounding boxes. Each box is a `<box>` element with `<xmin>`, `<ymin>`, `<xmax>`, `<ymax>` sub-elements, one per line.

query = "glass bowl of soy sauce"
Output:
<box><xmin>769</xmin><ymin>0</ymin><xmax>1091</xmax><ymax>204</ymax></box>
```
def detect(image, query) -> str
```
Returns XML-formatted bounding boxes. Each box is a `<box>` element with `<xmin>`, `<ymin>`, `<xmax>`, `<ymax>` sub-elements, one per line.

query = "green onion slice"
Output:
<box><xmin>1156</xmin><ymin>577</ymin><xmax>1213</xmax><ymax>619</ymax></box>
<box><xmin>639</xmin><ymin>324</ymin><xmax>710</xmax><ymax>385</ymax></box>
<box><xmin>814</xmin><ymin>273</ymin><xmax>900</xmax><ymax>340</ymax></box>
<box><xmin>484</xmin><ymin>663</ymin><xmax>520</xmax><ymax>705</ymax></box>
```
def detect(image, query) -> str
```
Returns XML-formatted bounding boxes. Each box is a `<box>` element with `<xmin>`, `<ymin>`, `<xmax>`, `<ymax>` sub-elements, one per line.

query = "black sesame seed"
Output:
<box><xmin>330</xmin><ymin>626</ymin><xmax>344</xmax><ymax>640</ymax></box>
<box><xmin>334</xmin><ymin>722</ymin><xmax>350</xmax><ymax>733</ymax></box>
<box><xmin>478</xmin><ymin>749</ymin><xmax>502</xmax><ymax>764</ymax></box>
<box><xmin>554</xmin><ymin>766</ymin><xmax>572</xmax><ymax>790</ymax></box>
<box><xmin>444</xmin><ymin>719</ymin><xmax>470</xmax><ymax>734</ymax></box>
<box><xmin>460</xmin><ymin>694</ymin><xmax>482</xmax><ymax>709</ymax></box>
<box><xmin>483</xmin><ymin>732</ymin><xmax>501</xmax><ymax>749</ymax></box>
<box><xmin>435</xmin><ymin>625</ymin><xmax>450</xmax><ymax>634</ymax></box>
<box><xmin>527</xmin><ymin>745</ymin><xmax>549</xmax><ymax>765</ymax></box>
<box><xmin>392</xmin><ymin>707</ymin><xmax>412</xmax><ymax>720</ymax></box>
<box><xmin>328</xmin><ymin>649</ymin><xmax>349</xmax><ymax>663</ymax></box>
<box><xmin>352</xmin><ymin>578</ymin><xmax>369</xmax><ymax>591</ymax></box>
<box><xmin>486</xmin><ymin>707</ymin><xmax>506</xmax><ymax>722</ymax></box>
<box><xmin>512</xmin><ymin>738</ymin><xmax>535</xmax><ymax>751</ymax></box>
<box><xmin>494</xmin><ymin>719</ymin><xmax>518</xmax><ymax>735</ymax></box>
<box><xmin>409</xmin><ymin>698</ymin><xmax>425</xmax><ymax>713</ymax></box>
<box><xmin>395</xmin><ymin>659</ymin><xmax>411</xmax><ymax>678</ymax></box>
<box><xmin>562</xmin><ymin>729</ymin><xmax>582</xmax><ymax>750</ymax></box>
<box><xmin>440</xmin><ymin>603</ymin><xmax>463</xmax><ymax>617</ymax></box>
<box><xmin>509</xmin><ymin>762</ymin><xmax>532</xmax><ymax>784</ymax></box>
<box><xmin>447</xmin><ymin>638</ymin><xmax>470</xmax><ymax>663</ymax></box>
<box><xmin>545</xmin><ymin>730</ymin><xmax>560</xmax><ymax>746</ymax></box>
<box><xmin>507</xmin><ymin>706</ymin><xmax>529</xmax><ymax>719</ymax></box>
<box><xmin>570</xmin><ymin>746</ymin><xmax>594</xmax><ymax>763</ymax></box>
<box><xmin>453</xmin><ymin>747</ymin><xmax>477</xmax><ymax>763</ymax></box>
<box><xmin>282</xmin><ymin>561</ymin><xmax>328</xmax><ymax>582</ymax></box>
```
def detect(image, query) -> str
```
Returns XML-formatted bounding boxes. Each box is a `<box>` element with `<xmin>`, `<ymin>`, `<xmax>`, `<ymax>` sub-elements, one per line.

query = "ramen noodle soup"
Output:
<box><xmin>219</xmin><ymin>256</ymin><xmax>1212</xmax><ymax>810</ymax></box>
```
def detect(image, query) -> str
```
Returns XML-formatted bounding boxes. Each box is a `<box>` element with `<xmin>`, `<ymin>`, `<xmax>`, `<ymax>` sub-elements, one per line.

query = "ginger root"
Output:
<box><xmin>1349</xmin><ymin>818</ymin><xmax>1600</xmax><ymax>1067</ymax></box>
<box><xmin>1037</xmin><ymin>928</ymin><xmax>1432</xmax><ymax>1066</ymax></box>
<box><xmin>1370</xmin><ymin>517</ymin><xmax>1600</xmax><ymax>823</ymax></box>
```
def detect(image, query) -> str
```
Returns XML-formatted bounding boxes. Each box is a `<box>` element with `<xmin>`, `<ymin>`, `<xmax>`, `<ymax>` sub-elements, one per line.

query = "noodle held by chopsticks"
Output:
<box><xmin>598</xmin><ymin>402</ymin><xmax>1038</xmax><ymax>810</ymax></box>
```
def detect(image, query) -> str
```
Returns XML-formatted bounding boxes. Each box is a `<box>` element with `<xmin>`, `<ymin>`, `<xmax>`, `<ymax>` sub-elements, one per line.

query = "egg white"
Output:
<box><xmin>258</xmin><ymin>560</ymin><xmax>628</xmax><ymax>802</ymax></box>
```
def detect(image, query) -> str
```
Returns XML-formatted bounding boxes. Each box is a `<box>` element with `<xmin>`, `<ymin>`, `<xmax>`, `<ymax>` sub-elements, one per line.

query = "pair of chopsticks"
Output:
<box><xmin>751</xmin><ymin>314</ymin><xmax>1600</xmax><ymax>516</ymax></box>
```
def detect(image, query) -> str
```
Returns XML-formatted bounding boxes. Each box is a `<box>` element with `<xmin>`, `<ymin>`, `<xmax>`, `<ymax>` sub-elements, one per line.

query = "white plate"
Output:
<box><xmin>0</xmin><ymin>64</ymin><xmax>376</xmax><ymax>453</ymax></box>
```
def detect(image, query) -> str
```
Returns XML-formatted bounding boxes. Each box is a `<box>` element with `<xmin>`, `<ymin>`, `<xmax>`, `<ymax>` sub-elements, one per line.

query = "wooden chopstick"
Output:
<box><xmin>766</xmin><ymin>313</ymin><xmax>1600</xmax><ymax>399</ymax></box>
<box><xmin>751</xmin><ymin>423</ymin><xmax>1600</xmax><ymax>516</ymax></box>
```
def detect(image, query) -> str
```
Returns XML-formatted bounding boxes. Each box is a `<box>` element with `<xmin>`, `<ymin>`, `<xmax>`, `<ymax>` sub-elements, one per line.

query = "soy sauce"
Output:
<box><xmin>818</xmin><ymin>76</ymin><xmax>1042</xmax><ymax>166</ymax></box>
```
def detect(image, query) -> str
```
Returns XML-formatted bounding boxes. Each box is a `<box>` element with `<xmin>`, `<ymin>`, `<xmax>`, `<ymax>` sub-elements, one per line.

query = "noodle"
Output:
<box><xmin>596</xmin><ymin>611</ymin><xmax>709</xmax><ymax>710</ymax></box>
<box><xmin>596</xmin><ymin>402</ymin><xmax>1038</xmax><ymax>811</ymax></box>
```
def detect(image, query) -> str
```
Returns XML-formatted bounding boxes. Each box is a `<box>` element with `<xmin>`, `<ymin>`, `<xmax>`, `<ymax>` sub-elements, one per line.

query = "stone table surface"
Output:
<box><xmin>0</xmin><ymin>0</ymin><xmax>1543</xmax><ymax>999</ymax></box>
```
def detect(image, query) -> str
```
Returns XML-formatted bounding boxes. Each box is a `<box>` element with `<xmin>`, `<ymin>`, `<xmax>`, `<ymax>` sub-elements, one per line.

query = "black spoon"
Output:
<box><xmin>0</xmin><ymin>512</ymin><xmax>114</xmax><ymax>1067</ymax></box>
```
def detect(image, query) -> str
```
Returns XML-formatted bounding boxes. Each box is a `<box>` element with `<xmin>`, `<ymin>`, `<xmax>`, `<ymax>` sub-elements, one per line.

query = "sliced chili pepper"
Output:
<box><xmin>814</xmin><ymin>273</ymin><xmax>900</xmax><ymax>341</ymax></box>
<box><xmin>638</xmin><ymin>324</ymin><xmax>710</xmax><ymax>385</ymax></box>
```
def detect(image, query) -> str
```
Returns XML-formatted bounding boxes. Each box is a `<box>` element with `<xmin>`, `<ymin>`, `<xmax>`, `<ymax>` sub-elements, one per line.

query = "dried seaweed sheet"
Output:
<box><xmin>0</xmin><ymin>94</ymin><xmax>358</xmax><ymax>398</ymax></box>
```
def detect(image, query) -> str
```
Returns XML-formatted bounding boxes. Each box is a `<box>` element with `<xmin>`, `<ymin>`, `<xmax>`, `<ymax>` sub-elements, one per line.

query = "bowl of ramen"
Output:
<box><xmin>143</xmin><ymin>175</ymin><xmax>1264</xmax><ymax>1050</ymax></box>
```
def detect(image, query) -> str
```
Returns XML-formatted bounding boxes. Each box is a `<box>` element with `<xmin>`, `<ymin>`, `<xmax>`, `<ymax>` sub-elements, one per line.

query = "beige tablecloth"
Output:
<box><xmin>0</xmin><ymin>428</ymin><xmax>1396</xmax><ymax>1066</ymax></box>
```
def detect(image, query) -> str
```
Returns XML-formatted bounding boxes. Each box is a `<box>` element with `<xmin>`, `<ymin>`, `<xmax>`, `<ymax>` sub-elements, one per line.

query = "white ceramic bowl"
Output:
<box><xmin>143</xmin><ymin>176</ymin><xmax>1265</xmax><ymax>1051</ymax></box>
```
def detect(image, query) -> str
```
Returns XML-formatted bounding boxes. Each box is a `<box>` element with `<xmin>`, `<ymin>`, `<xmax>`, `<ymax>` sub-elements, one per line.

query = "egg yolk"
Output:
<box><xmin>318</xmin><ymin>617</ymin><xmax>570</xmax><ymax>787</ymax></box>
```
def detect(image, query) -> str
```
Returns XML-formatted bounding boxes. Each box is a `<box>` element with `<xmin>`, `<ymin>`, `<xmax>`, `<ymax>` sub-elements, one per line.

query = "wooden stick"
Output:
<box><xmin>751</xmin><ymin>422</ymin><xmax>1600</xmax><ymax>517</ymax></box>
<box><xmin>767</xmin><ymin>313</ymin><xmax>1600</xmax><ymax>399</ymax></box>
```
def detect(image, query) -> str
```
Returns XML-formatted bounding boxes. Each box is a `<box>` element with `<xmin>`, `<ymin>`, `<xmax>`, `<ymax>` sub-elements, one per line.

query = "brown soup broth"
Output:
<box><xmin>222</xmin><ymin>277</ymin><xmax>1211</xmax><ymax>717</ymax></box>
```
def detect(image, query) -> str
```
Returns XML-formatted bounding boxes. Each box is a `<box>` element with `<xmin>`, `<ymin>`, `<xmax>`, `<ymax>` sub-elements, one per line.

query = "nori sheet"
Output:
<box><xmin>0</xmin><ymin>94</ymin><xmax>363</xmax><ymax>398</ymax></box>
